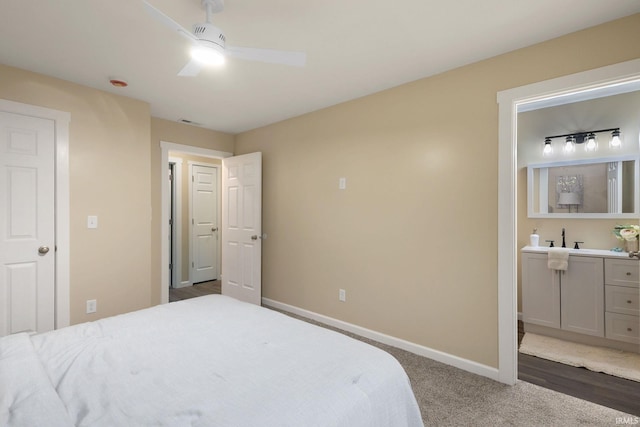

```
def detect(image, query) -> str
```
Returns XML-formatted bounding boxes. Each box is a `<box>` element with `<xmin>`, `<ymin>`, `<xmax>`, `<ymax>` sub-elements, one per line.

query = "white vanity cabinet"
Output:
<box><xmin>522</xmin><ymin>247</ymin><xmax>640</xmax><ymax>352</ymax></box>
<box><xmin>522</xmin><ymin>252</ymin><xmax>604</xmax><ymax>337</ymax></box>
<box><xmin>604</xmin><ymin>258</ymin><xmax>639</xmax><ymax>344</ymax></box>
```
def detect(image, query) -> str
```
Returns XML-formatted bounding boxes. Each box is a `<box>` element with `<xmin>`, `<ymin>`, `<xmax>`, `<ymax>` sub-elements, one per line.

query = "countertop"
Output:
<box><xmin>521</xmin><ymin>245</ymin><xmax>633</xmax><ymax>259</ymax></box>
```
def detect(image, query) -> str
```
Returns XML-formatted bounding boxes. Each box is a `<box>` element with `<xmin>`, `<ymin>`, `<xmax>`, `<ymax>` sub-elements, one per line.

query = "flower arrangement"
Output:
<box><xmin>614</xmin><ymin>224</ymin><xmax>639</xmax><ymax>242</ymax></box>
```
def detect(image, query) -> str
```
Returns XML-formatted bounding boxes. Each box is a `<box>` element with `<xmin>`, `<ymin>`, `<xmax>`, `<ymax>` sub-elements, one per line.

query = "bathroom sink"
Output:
<box><xmin>522</xmin><ymin>246</ymin><xmax>630</xmax><ymax>258</ymax></box>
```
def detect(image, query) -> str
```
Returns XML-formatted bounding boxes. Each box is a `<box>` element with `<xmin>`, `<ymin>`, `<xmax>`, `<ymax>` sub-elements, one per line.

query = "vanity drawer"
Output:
<box><xmin>605</xmin><ymin>312</ymin><xmax>640</xmax><ymax>344</ymax></box>
<box><xmin>604</xmin><ymin>259</ymin><xmax>639</xmax><ymax>288</ymax></box>
<box><xmin>605</xmin><ymin>285</ymin><xmax>640</xmax><ymax>316</ymax></box>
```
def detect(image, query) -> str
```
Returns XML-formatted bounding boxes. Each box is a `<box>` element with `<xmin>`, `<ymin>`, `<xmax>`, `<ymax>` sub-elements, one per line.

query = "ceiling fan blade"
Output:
<box><xmin>177</xmin><ymin>59</ymin><xmax>203</xmax><ymax>77</ymax></box>
<box><xmin>142</xmin><ymin>0</ymin><xmax>197</xmax><ymax>44</ymax></box>
<box><xmin>226</xmin><ymin>46</ymin><xmax>306</xmax><ymax>67</ymax></box>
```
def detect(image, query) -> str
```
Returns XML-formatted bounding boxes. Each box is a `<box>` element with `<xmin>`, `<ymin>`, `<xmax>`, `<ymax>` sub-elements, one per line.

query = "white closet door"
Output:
<box><xmin>191</xmin><ymin>164</ymin><xmax>218</xmax><ymax>283</ymax></box>
<box><xmin>0</xmin><ymin>111</ymin><xmax>55</xmax><ymax>335</ymax></box>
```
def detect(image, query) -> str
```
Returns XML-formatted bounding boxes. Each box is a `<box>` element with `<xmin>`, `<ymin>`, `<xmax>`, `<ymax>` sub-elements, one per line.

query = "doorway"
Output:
<box><xmin>160</xmin><ymin>142</ymin><xmax>231</xmax><ymax>304</ymax></box>
<box><xmin>168</xmin><ymin>156</ymin><xmax>221</xmax><ymax>287</ymax></box>
<box><xmin>160</xmin><ymin>143</ymin><xmax>263</xmax><ymax>306</ymax></box>
<box><xmin>496</xmin><ymin>58</ymin><xmax>640</xmax><ymax>385</ymax></box>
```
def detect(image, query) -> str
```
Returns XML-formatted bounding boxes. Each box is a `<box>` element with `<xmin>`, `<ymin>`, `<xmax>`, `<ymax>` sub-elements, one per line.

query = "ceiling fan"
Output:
<box><xmin>142</xmin><ymin>0</ymin><xmax>306</xmax><ymax>76</ymax></box>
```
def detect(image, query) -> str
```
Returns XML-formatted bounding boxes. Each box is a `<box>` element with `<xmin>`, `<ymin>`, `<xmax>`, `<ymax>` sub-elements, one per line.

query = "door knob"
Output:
<box><xmin>212</xmin><ymin>227</ymin><xmax>218</xmax><ymax>232</ymax></box>
<box><xmin>38</xmin><ymin>246</ymin><xmax>50</xmax><ymax>255</ymax></box>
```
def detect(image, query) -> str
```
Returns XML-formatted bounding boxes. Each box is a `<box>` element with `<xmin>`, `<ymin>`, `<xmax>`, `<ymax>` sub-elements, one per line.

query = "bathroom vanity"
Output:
<box><xmin>521</xmin><ymin>246</ymin><xmax>639</xmax><ymax>353</ymax></box>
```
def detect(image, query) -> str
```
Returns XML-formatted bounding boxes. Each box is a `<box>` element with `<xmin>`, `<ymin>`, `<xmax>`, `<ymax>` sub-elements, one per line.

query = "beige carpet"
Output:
<box><xmin>285</xmin><ymin>312</ymin><xmax>639</xmax><ymax>423</ymax></box>
<box><xmin>520</xmin><ymin>333</ymin><xmax>640</xmax><ymax>382</ymax></box>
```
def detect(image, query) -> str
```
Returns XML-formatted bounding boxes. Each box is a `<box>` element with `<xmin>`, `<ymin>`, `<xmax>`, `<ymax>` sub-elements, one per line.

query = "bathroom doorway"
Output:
<box><xmin>497</xmin><ymin>58</ymin><xmax>640</xmax><ymax>383</ymax></box>
<box><xmin>497</xmin><ymin>59</ymin><xmax>640</xmax><ymax>412</ymax></box>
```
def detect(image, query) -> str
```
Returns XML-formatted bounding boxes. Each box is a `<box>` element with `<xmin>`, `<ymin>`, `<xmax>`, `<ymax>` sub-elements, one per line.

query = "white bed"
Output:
<box><xmin>0</xmin><ymin>295</ymin><xmax>423</xmax><ymax>426</ymax></box>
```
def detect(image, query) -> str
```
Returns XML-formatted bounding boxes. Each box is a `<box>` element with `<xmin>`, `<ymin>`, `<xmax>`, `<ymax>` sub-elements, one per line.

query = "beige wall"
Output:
<box><xmin>235</xmin><ymin>14</ymin><xmax>640</xmax><ymax>367</ymax></box>
<box><xmin>0</xmin><ymin>65</ymin><xmax>234</xmax><ymax>322</ymax></box>
<box><xmin>150</xmin><ymin>118</ymin><xmax>233</xmax><ymax>304</ymax></box>
<box><xmin>0</xmin><ymin>64</ymin><xmax>152</xmax><ymax>324</ymax></box>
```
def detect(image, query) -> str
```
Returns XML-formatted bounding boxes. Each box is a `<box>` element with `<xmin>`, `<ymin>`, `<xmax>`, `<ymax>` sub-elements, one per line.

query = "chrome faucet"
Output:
<box><xmin>561</xmin><ymin>228</ymin><xmax>566</xmax><ymax>248</ymax></box>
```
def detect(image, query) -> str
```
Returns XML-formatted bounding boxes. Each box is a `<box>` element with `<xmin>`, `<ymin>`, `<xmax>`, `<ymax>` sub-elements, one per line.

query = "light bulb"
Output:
<box><xmin>191</xmin><ymin>45</ymin><xmax>225</xmax><ymax>66</ymax></box>
<box><xmin>543</xmin><ymin>138</ymin><xmax>553</xmax><ymax>156</ymax></box>
<box><xmin>584</xmin><ymin>133</ymin><xmax>597</xmax><ymax>152</ymax></box>
<box><xmin>610</xmin><ymin>129</ymin><xmax>622</xmax><ymax>149</ymax></box>
<box><xmin>563</xmin><ymin>136</ymin><xmax>575</xmax><ymax>154</ymax></box>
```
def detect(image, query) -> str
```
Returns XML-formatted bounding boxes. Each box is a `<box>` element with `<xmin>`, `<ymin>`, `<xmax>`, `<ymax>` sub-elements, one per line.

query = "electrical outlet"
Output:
<box><xmin>339</xmin><ymin>177</ymin><xmax>346</xmax><ymax>190</ymax></box>
<box><xmin>86</xmin><ymin>299</ymin><xmax>97</xmax><ymax>314</ymax></box>
<box><xmin>339</xmin><ymin>289</ymin><xmax>346</xmax><ymax>302</ymax></box>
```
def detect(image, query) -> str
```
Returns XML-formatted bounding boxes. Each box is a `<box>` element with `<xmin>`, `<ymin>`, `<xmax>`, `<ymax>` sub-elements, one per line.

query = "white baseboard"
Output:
<box><xmin>262</xmin><ymin>298</ymin><xmax>500</xmax><ymax>383</ymax></box>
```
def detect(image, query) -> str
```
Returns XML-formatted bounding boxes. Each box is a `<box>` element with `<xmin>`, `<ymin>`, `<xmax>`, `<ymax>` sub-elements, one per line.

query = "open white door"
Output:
<box><xmin>221</xmin><ymin>152</ymin><xmax>262</xmax><ymax>305</ymax></box>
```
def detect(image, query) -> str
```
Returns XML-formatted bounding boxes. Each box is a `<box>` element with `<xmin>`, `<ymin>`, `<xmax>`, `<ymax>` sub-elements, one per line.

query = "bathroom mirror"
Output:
<box><xmin>527</xmin><ymin>155</ymin><xmax>639</xmax><ymax>218</ymax></box>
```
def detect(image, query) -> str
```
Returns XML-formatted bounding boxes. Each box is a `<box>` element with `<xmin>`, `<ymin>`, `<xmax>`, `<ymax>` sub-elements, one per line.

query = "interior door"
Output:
<box><xmin>221</xmin><ymin>152</ymin><xmax>262</xmax><ymax>305</ymax></box>
<box><xmin>0</xmin><ymin>111</ymin><xmax>55</xmax><ymax>336</ymax></box>
<box><xmin>191</xmin><ymin>164</ymin><xmax>219</xmax><ymax>283</ymax></box>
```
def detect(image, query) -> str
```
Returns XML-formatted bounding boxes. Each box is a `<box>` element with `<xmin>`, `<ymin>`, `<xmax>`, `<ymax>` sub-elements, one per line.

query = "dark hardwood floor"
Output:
<box><xmin>168</xmin><ymin>289</ymin><xmax>640</xmax><ymax>416</ymax></box>
<box><xmin>518</xmin><ymin>321</ymin><xmax>640</xmax><ymax>416</ymax></box>
<box><xmin>169</xmin><ymin>280</ymin><xmax>220</xmax><ymax>302</ymax></box>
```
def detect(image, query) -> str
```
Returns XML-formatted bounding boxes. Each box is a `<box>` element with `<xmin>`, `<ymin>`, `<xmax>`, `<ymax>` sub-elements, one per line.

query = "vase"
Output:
<box><xmin>624</xmin><ymin>238</ymin><xmax>639</xmax><ymax>253</ymax></box>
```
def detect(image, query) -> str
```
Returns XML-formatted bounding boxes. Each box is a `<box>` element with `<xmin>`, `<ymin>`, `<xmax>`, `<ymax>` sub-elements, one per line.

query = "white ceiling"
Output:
<box><xmin>1</xmin><ymin>1</ymin><xmax>639</xmax><ymax>134</ymax></box>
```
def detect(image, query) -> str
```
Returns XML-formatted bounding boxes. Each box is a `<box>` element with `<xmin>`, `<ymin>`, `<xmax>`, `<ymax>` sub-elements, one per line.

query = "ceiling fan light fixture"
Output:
<box><xmin>191</xmin><ymin>44</ymin><xmax>225</xmax><ymax>66</ymax></box>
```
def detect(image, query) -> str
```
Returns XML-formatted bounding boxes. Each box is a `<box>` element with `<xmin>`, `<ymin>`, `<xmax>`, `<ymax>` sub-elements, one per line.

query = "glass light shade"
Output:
<box><xmin>191</xmin><ymin>45</ymin><xmax>225</xmax><ymax>66</ymax></box>
<box><xmin>609</xmin><ymin>130</ymin><xmax>622</xmax><ymax>149</ymax></box>
<box><xmin>543</xmin><ymin>139</ymin><xmax>553</xmax><ymax>156</ymax></box>
<box><xmin>563</xmin><ymin>136</ymin><xmax>575</xmax><ymax>154</ymax></box>
<box><xmin>584</xmin><ymin>133</ymin><xmax>597</xmax><ymax>152</ymax></box>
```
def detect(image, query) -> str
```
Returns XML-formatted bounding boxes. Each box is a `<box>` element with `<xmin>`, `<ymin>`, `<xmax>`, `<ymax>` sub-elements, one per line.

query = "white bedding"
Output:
<box><xmin>1</xmin><ymin>295</ymin><xmax>423</xmax><ymax>426</ymax></box>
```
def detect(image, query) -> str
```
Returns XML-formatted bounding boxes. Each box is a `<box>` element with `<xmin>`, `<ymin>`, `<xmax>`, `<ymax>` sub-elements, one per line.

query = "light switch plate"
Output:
<box><xmin>339</xmin><ymin>177</ymin><xmax>346</xmax><ymax>190</ymax></box>
<box><xmin>87</xmin><ymin>215</ymin><xmax>98</xmax><ymax>229</ymax></box>
<box><xmin>86</xmin><ymin>299</ymin><xmax>97</xmax><ymax>314</ymax></box>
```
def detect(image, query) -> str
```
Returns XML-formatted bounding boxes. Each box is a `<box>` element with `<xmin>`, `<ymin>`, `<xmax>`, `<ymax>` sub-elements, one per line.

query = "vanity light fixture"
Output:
<box><xmin>610</xmin><ymin>129</ymin><xmax>622</xmax><ymax>149</ymax></box>
<box><xmin>543</xmin><ymin>137</ymin><xmax>553</xmax><ymax>156</ymax></box>
<box><xmin>542</xmin><ymin>127</ymin><xmax>621</xmax><ymax>155</ymax></box>
<box><xmin>563</xmin><ymin>136</ymin><xmax>575</xmax><ymax>154</ymax></box>
<box><xmin>584</xmin><ymin>133</ymin><xmax>597</xmax><ymax>152</ymax></box>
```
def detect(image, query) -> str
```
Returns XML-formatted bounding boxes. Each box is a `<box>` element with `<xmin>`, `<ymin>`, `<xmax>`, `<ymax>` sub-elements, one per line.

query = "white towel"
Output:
<box><xmin>547</xmin><ymin>248</ymin><xmax>570</xmax><ymax>270</ymax></box>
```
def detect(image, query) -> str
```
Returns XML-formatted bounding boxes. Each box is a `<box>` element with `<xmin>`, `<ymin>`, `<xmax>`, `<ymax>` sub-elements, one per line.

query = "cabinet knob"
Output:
<box><xmin>628</xmin><ymin>328</ymin><xmax>633</xmax><ymax>332</ymax></box>
<box><xmin>628</xmin><ymin>300</ymin><xmax>633</xmax><ymax>304</ymax></box>
<box><xmin>626</xmin><ymin>272</ymin><xmax>632</xmax><ymax>276</ymax></box>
